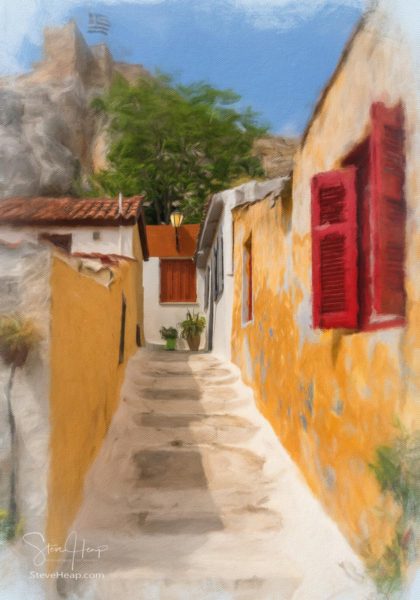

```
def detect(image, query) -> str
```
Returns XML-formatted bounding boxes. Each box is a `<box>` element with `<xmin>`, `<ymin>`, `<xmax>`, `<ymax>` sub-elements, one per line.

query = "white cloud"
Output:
<box><xmin>278</xmin><ymin>119</ymin><xmax>300</xmax><ymax>137</ymax></box>
<box><xmin>231</xmin><ymin>0</ymin><xmax>366</xmax><ymax>30</ymax></box>
<box><xmin>0</xmin><ymin>0</ymin><xmax>393</xmax><ymax>76</ymax></box>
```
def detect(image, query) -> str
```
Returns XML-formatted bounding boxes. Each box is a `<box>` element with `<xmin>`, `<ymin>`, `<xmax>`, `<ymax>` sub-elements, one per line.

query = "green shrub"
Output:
<box><xmin>369</xmin><ymin>429</ymin><xmax>420</xmax><ymax>596</ymax></box>
<box><xmin>159</xmin><ymin>326</ymin><xmax>178</xmax><ymax>340</ymax></box>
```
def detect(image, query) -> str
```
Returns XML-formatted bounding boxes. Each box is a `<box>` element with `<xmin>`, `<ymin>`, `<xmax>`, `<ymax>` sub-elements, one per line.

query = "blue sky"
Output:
<box><xmin>9</xmin><ymin>1</ymin><xmax>363</xmax><ymax>135</ymax></box>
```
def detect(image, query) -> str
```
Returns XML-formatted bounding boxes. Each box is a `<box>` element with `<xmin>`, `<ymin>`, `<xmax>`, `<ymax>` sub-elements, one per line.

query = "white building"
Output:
<box><xmin>196</xmin><ymin>178</ymin><xmax>287</xmax><ymax>360</ymax></box>
<box><xmin>0</xmin><ymin>195</ymin><xmax>149</xmax><ymax>260</ymax></box>
<box><xmin>143</xmin><ymin>224</ymin><xmax>205</xmax><ymax>349</ymax></box>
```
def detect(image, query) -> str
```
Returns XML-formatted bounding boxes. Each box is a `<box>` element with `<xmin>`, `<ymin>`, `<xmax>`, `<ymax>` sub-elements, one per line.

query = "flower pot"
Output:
<box><xmin>165</xmin><ymin>337</ymin><xmax>177</xmax><ymax>351</ymax></box>
<box><xmin>186</xmin><ymin>335</ymin><xmax>200</xmax><ymax>351</ymax></box>
<box><xmin>0</xmin><ymin>346</ymin><xmax>28</xmax><ymax>367</ymax></box>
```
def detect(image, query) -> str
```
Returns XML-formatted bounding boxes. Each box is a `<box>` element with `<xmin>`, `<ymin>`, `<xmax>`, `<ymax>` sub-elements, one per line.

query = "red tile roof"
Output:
<box><xmin>146</xmin><ymin>224</ymin><xmax>200</xmax><ymax>258</ymax></box>
<box><xmin>0</xmin><ymin>196</ymin><xmax>144</xmax><ymax>226</ymax></box>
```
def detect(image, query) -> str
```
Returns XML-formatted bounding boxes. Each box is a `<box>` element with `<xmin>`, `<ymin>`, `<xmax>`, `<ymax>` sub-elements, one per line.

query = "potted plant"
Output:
<box><xmin>0</xmin><ymin>314</ymin><xmax>41</xmax><ymax>539</ymax></box>
<box><xmin>159</xmin><ymin>326</ymin><xmax>178</xmax><ymax>351</ymax></box>
<box><xmin>0</xmin><ymin>314</ymin><xmax>40</xmax><ymax>367</ymax></box>
<box><xmin>179</xmin><ymin>310</ymin><xmax>206</xmax><ymax>351</ymax></box>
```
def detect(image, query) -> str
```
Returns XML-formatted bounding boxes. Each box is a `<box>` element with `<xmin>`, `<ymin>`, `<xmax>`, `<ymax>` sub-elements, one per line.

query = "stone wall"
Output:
<box><xmin>0</xmin><ymin>21</ymin><xmax>150</xmax><ymax>199</ymax></box>
<box><xmin>253</xmin><ymin>136</ymin><xmax>299</xmax><ymax>178</ymax></box>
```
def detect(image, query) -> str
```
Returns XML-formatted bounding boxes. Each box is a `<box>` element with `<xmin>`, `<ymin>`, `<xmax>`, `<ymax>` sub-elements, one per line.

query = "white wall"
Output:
<box><xmin>0</xmin><ymin>241</ymin><xmax>51</xmax><ymax>538</ymax></box>
<box><xmin>204</xmin><ymin>189</ymin><xmax>237</xmax><ymax>361</ymax></box>
<box><xmin>200</xmin><ymin>179</ymin><xmax>286</xmax><ymax>361</ymax></box>
<box><xmin>0</xmin><ymin>225</ymin><xmax>135</xmax><ymax>257</ymax></box>
<box><xmin>143</xmin><ymin>257</ymin><xmax>205</xmax><ymax>349</ymax></box>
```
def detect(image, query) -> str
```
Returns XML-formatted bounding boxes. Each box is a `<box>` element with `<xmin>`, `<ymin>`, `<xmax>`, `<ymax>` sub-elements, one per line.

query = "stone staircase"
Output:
<box><xmin>55</xmin><ymin>349</ymin><xmax>375</xmax><ymax>600</ymax></box>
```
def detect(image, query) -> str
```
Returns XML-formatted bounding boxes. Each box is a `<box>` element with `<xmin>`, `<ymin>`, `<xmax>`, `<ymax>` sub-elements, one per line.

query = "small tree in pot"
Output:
<box><xmin>159</xmin><ymin>326</ymin><xmax>178</xmax><ymax>351</ymax></box>
<box><xmin>0</xmin><ymin>314</ymin><xmax>41</xmax><ymax>540</ymax></box>
<box><xmin>179</xmin><ymin>310</ymin><xmax>206</xmax><ymax>351</ymax></box>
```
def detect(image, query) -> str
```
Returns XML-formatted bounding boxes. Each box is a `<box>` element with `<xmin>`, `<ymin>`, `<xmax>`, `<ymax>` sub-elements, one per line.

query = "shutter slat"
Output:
<box><xmin>160</xmin><ymin>259</ymin><xmax>196</xmax><ymax>303</ymax></box>
<box><xmin>370</xmin><ymin>102</ymin><xmax>406</xmax><ymax>317</ymax></box>
<box><xmin>319</xmin><ymin>184</ymin><xmax>346</xmax><ymax>224</ymax></box>
<box><xmin>312</xmin><ymin>167</ymin><xmax>358</xmax><ymax>329</ymax></box>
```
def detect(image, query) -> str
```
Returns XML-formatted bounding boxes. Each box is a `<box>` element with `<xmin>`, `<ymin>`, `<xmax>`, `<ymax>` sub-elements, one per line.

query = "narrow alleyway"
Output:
<box><xmin>58</xmin><ymin>350</ymin><xmax>375</xmax><ymax>600</ymax></box>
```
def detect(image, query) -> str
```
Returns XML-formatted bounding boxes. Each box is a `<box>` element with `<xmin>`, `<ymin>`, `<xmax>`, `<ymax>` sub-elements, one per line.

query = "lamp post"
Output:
<box><xmin>170</xmin><ymin>209</ymin><xmax>184</xmax><ymax>252</ymax></box>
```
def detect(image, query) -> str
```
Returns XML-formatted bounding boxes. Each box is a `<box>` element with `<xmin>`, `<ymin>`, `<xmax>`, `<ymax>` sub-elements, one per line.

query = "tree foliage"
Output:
<box><xmin>90</xmin><ymin>74</ymin><xmax>268</xmax><ymax>223</ymax></box>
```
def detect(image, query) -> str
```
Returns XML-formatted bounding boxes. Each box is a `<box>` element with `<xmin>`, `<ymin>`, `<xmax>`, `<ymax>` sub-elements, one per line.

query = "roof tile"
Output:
<box><xmin>0</xmin><ymin>196</ymin><xmax>144</xmax><ymax>226</ymax></box>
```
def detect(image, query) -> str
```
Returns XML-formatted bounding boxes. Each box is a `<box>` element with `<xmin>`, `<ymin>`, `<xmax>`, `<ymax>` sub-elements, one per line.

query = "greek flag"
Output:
<box><xmin>88</xmin><ymin>13</ymin><xmax>111</xmax><ymax>35</ymax></box>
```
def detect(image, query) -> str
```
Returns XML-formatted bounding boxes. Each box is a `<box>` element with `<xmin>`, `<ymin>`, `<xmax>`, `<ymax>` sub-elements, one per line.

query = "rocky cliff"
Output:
<box><xmin>253</xmin><ymin>136</ymin><xmax>299</xmax><ymax>178</ymax></box>
<box><xmin>0</xmin><ymin>21</ymin><xmax>149</xmax><ymax>199</ymax></box>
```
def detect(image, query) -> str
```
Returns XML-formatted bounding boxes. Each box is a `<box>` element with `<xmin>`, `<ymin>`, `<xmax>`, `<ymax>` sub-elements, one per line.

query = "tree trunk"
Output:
<box><xmin>153</xmin><ymin>198</ymin><xmax>161</xmax><ymax>225</ymax></box>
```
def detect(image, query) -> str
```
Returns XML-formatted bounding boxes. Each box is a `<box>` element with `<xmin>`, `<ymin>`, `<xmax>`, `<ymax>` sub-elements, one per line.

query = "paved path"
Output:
<box><xmin>57</xmin><ymin>349</ymin><xmax>376</xmax><ymax>600</ymax></box>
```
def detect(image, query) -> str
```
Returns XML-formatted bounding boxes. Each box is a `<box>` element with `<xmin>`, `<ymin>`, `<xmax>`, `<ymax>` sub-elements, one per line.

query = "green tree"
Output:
<box><xmin>90</xmin><ymin>74</ymin><xmax>268</xmax><ymax>223</ymax></box>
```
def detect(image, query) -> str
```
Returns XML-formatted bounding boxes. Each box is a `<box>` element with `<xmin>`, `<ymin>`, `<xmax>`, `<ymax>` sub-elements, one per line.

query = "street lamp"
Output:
<box><xmin>170</xmin><ymin>209</ymin><xmax>184</xmax><ymax>252</ymax></box>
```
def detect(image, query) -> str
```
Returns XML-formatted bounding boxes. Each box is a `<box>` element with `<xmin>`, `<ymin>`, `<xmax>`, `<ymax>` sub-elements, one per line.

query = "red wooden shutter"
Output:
<box><xmin>160</xmin><ymin>259</ymin><xmax>196</xmax><ymax>302</ymax></box>
<box><xmin>311</xmin><ymin>167</ymin><xmax>358</xmax><ymax>329</ymax></box>
<box><xmin>370</xmin><ymin>102</ymin><xmax>406</xmax><ymax>317</ymax></box>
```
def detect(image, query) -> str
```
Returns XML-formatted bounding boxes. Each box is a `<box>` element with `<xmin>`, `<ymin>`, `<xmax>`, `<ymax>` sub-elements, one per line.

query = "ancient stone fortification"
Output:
<box><xmin>0</xmin><ymin>21</ymin><xmax>149</xmax><ymax>199</ymax></box>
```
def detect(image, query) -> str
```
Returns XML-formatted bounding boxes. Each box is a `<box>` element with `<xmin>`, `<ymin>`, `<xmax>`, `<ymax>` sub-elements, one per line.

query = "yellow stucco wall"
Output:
<box><xmin>231</xmin><ymin>12</ymin><xmax>419</xmax><ymax>562</ymax></box>
<box><xmin>47</xmin><ymin>242</ymin><xmax>143</xmax><ymax>549</ymax></box>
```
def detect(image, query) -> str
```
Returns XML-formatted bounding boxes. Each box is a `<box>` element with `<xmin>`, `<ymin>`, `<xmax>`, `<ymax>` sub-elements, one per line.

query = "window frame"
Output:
<box><xmin>204</xmin><ymin>265</ymin><xmax>210</xmax><ymax>311</ymax></box>
<box><xmin>39</xmin><ymin>232</ymin><xmax>72</xmax><ymax>253</ymax></box>
<box><xmin>242</xmin><ymin>235</ymin><xmax>253</xmax><ymax>325</ymax></box>
<box><xmin>311</xmin><ymin>101</ymin><xmax>407</xmax><ymax>332</ymax></box>
<box><xmin>118</xmin><ymin>294</ymin><xmax>127</xmax><ymax>365</ymax></box>
<box><xmin>213</xmin><ymin>234</ymin><xmax>224</xmax><ymax>302</ymax></box>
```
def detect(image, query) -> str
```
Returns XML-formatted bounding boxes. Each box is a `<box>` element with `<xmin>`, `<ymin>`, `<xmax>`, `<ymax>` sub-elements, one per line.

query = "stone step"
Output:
<box><xmin>59</xmin><ymin>571</ymin><xmax>301</xmax><ymax>600</ymax></box>
<box><xmin>133</xmin><ymin>364</ymin><xmax>229</xmax><ymax>377</ymax></box>
<box><xmin>131</xmin><ymin>381</ymin><xmax>240</xmax><ymax>401</ymax></box>
<box><xmin>76</xmin><ymin>490</ymin><xmax>281</xmax><ymax>537</ymax></box>
<box><xmin>123</xmin><ymin>394</ymin><xmax>245</xmax><ymax>415</ymax></box>
<box><xmin>131</xmin><ymin>413</ymin><xmax>258</xmax><ymax>446</ymax></box>
<box><xmin>85</xmin><ymin>476</ymin><xmax>273</xmax><ymax>516</ymax></box>
<box><xmin>141</xmin><ymin>352</ymin><xmax>220</xmax><ymax>366</ymax></box>
<box><xmin>131</xmin><ymin>371</ymin><xmax>240</xmax><ymax>388</ymax></box>
<box><xmin>130</xmin><ymin>446</ymin><xmax>267</xmax><ymax>492</ymax></box>
<box><xmin>137</xmin><ymin>512</ymin><xmax>224</xmax><ymax>535</ymax></box>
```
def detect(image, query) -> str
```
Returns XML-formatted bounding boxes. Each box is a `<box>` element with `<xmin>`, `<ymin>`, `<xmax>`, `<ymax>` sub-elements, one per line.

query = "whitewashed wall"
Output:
<box><xmin>204</xmin><ymin>190</ymin><xmax>236</xmax><ymax>361</ymax></box>
<box><xmin>0</xmin><ymin>225</ymin><xmax>135</xmax><ymax>258</ymax></box>
<box><xmin>143</xmin><ymin>257</ymin><xmax>205</xmax><ymax>349</ymax></box>
<box><xmin>0</xmin><ymin>241</ymin><xmax>51</xmax><ymax>538</ymax></box>
<box><xmin>199</xmin><ymin>179</ymin><xmax>286</xmax><ymax>361</ymax></box>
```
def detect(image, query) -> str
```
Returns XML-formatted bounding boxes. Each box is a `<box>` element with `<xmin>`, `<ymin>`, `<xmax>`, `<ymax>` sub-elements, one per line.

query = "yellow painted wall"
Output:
<box><xmin>231</xmin><ymin>12</ymin><xmax>419</xmax><ymax>563</ymax></box>
<box><xmin>47</xmin><ymin>239</ymin><xmax>143</xmax><ymax>549</ymax></box>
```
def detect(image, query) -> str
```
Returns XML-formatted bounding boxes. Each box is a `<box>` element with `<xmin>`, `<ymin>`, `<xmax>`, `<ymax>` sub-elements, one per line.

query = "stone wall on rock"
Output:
<box><xmin>0</xmin><ymin>21</ymin><xmax>150</xmax><ymax>200</ymax></box>
<box><xmin>253</xmin><ymin>136</ymin><xmax>299</xmax><ymax>178</ymax></box>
